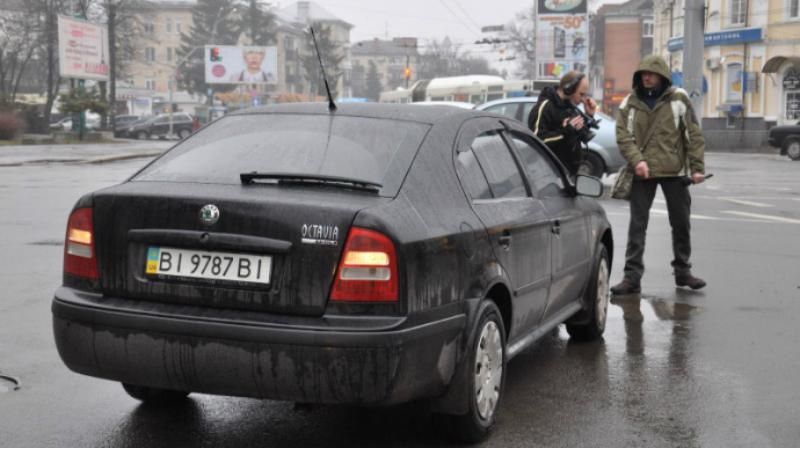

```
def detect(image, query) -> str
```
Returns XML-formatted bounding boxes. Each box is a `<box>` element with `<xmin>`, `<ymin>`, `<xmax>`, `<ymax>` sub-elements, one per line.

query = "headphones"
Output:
<box><xmin>562</xmin><ymin>73</ymin><xmax>585</xmax><ymax>96</ymax></box>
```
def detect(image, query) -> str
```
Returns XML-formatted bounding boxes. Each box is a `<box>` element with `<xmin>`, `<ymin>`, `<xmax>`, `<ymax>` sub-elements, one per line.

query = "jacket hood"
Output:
<box><xmin>632</xmin><ymin>55</ymin><xmax>672</xmax><ymax>90</ymax></box>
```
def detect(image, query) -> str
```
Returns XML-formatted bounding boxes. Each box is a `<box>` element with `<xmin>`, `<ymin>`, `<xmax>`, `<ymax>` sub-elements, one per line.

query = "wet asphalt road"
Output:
<box><xmin>0</xmin><ymin>152</ymin><xmax>798</xmax><ymax>446</ymax></box>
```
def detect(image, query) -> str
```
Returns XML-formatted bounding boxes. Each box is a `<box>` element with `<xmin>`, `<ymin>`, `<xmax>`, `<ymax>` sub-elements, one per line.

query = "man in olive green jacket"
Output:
<box><xmin>611</xmin><ymin>55</ymin><xmax>707</xmax><ymax>294</ymax></box>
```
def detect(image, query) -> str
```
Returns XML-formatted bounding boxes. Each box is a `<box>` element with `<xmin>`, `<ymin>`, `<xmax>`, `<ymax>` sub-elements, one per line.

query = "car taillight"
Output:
<box><xmin>64</xmin><ymin>207</ymin><xmax>99</xmax><ymax>281</ymax></box>
<box><xmin>330</xmin><ymin>227</ymin><xmax>398</xmax><ymax>302</ymax></box>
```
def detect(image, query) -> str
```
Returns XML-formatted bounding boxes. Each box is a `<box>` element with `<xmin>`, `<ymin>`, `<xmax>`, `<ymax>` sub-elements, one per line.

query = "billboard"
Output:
<box><xmin>536</xmin><ymin>0</ymin><xmax>588</xmax><ymax>80</ymax></box>
<box><xmin>205</xmin><ymin>46</ymin><xmax>278</xmax><ymax>85</ymax></box>
<box><xmin>538</xmin><ymin>0</ymin><xmax>587</xmax><ymax>15</ymax></box>
<box><xmin>57</xmin><ymin>16</ymin><xmax>110</xmax><ymax>81</ymax></box>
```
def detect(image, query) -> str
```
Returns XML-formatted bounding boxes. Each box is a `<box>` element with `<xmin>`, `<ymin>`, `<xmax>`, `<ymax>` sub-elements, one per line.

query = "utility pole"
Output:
<box><xmin>682</xmin><ymin>0</ymin><xmax>705</xmax><ymax>123</ymax></box>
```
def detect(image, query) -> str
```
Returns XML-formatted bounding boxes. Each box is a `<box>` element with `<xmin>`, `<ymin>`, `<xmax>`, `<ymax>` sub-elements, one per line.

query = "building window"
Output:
<box><xmin>642</xmin><ymin>19</ymin><xmax>654</xmax><ymax>37</ymax></box>
<box><xmin>789</xmin><ymin>0</ymin><xmax>800</xmax><ymax>18</ymax></box>
<box><xmin>145</xmin><ymin>47</ymin><xmax>156</xmax><ymax>62</ymax></box>
<box><xmin>167</xmin><ymin>47</ymin><xmax>173</xmax><ymax>62</ymax></box>
<box><xmin>145</xmin><ymin>79</ymin><xmax>156</xmax><ymax>91</ymax></box>
<box><xmin>729</xmin><ymin>0</ymin><xmax>746</xmax><ymax>25</ymax></box>
<box><xmin>176</xmin><ymin>21</ymin><xmax>182</xmax><ymax>34</ymax></box>
<box><xmin>144</xmin><ymin>21</ymin><xmax>154</xmax><ymax>34</ymax></box>
<box><xmin>166</xmin><ymin>18</ymin><xmax>172</xmax><ymax>33</ymax></box>
<box><xmin>726</xmin><ymin>63</ymin><xmax>744</xmax><ymax>103</ymax></box>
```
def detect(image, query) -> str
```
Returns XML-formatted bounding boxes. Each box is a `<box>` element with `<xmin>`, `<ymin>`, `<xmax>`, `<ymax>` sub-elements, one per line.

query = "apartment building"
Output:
<box><xmin>351</xmin><ymin>38</ymin><xmax>420</xmax><ymax>99</ymax></box>
<box><xmin>654</xmin><ymin>0</ymin><xmax>800</xmax><ymax>148</ymax></box>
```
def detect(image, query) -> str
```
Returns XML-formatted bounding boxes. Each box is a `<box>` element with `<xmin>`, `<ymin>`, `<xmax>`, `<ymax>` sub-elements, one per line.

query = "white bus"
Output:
<box><xmin>379</xmin><ymin>76</ymin><xmax>547</xmax><ymax>105</ymax></box>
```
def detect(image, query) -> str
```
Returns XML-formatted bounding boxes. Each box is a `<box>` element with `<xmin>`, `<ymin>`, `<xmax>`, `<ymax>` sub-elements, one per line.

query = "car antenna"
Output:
<box><xmin>310</xmin><ymin>26</ymin><xmax>337</xmax><ymax>112</ymax></box>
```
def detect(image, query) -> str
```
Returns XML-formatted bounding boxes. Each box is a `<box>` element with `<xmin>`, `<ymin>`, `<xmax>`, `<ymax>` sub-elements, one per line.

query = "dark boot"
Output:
<box><xmin>675</xmin><ymin>272</ymin><xmax>706</xmax><ymax>290</ymax></box>
<box><xmin>611</xmin><ymin>279</ymin><xmax>641</xmax><ymax>295</ymax></box>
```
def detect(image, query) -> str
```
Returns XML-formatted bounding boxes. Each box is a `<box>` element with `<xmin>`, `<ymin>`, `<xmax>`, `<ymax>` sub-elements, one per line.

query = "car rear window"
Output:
<box><xmin>133</xmin><ymin>113</ymin><xmax>431</xmax><ymax>197</ymax></box>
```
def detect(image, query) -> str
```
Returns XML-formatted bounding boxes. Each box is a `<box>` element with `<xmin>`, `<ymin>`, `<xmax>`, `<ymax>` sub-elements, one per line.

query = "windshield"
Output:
<box><xmin>133</xmin><ymin>113</ymin><xmax>430</xmax><ymax>197</ymax></box>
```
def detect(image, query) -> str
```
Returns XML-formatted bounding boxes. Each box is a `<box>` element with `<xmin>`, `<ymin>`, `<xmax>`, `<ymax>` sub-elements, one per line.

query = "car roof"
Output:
<box><xmin>230</xmin><ymin>102</ymin><xmax>481</xmax><ymax>125</ymax></box>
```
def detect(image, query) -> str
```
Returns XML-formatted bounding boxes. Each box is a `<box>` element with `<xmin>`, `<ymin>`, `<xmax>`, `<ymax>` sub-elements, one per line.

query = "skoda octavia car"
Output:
<box><xmin>53</xmin><ymin>103</ymin><xmax>612</xmax><ymax>442</ymax></box>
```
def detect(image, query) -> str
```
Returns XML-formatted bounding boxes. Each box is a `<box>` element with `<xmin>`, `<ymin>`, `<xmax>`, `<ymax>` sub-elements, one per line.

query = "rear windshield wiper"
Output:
<box><xmin>240</xmin><ymin>172</ymin><xmax>383</xmax><ymax>193</ymax></box>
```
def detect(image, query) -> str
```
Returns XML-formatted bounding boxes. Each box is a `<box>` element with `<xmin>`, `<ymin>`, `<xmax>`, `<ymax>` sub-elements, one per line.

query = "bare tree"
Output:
<box><xmin>417</xmin><ymin>37</ymin><xmax>498</xmax><ymax>79</ymax></box>
<box><xmin>0</xmin><ymin>2</ymin><xmax>42</xmax><ymax>105</ymax></box>
<box><xmin>505</xmin><ymin>6</ymin><xmax>537</xmax><ymax>79</ymax></box>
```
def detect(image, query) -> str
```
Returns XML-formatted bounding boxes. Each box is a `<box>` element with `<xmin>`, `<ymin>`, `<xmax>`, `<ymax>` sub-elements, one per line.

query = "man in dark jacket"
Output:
<box><xmin>611</xmin><ymin>55</ymin><xmax>706</xmax><ymax>295</ymax></box>
<box><xmin>528</xmin><ymin>71</ymin><xmax>597</xmax><ymax>175</ymax></box>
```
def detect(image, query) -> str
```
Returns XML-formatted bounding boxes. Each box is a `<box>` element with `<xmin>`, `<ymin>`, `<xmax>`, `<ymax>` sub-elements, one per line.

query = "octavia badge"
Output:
<box><xmin>199</xmin><ymin>204</ymin><xmax>220</xmax><ymax>226</ymax></box>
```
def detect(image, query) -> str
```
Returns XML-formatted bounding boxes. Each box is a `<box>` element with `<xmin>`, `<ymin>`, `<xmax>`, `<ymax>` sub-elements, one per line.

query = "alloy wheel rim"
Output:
<box><xmin>596</xmin><ymin>259</ymin><xmax>610</xmax><ymax>327</ymax></box>
<box><xmin>788</xmin><ymin>142</ymin><xmax>800</xmax><ymax>159</ymax></box>
<box><xmin>474</xmin><ymin>320</ymin><xmax>503</xmax><ymax>421</ymax></box>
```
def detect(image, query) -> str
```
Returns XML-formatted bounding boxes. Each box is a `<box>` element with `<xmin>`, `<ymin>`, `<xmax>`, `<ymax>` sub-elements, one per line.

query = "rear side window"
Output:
<box><xmin>456</xmin><ymin>149</ymin><xmax>492</xmax><ymax>200</ymax></box>
<box><xmin>134</xmin><ymin>114</ymin><xmax>431</xmax><ymax>197</ymax></box>
<box><xmin>470</xmin><ymin>132</ymin><xmax>527</xmax><ymax>199</ymax></box>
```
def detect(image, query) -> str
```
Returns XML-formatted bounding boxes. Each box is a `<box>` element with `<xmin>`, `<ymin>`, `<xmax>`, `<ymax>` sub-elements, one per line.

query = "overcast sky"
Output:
<box><xmin>284</xmin><ymin>0</ymin><xmax>624</xmax><ymax>65</ymax></box>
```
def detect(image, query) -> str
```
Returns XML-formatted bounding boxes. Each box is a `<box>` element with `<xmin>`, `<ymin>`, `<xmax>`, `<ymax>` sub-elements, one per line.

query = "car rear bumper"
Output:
<box><xmin>52</xmin><ymin>287</ymin><xmax>465</xmax><ymax>405</ymax></box>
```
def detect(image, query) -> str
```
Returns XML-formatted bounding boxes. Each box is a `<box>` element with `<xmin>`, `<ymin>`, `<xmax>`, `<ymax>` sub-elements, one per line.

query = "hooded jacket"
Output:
<box><xmin>528</xmin><ymin>86</ymin><xmax>584</xmax><ymax>172</ymax></box>
<box><xmin>616</xmin><ymin>55</ymin><xmax>705</xmax><ymax>177</ymax></box>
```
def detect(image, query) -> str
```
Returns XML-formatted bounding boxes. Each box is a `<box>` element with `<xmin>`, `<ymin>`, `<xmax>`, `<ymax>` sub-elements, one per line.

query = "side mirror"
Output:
<box><xmin>575</xmin><ymin>175</ymin><xmax>603</xmax><ymax>198</ymax></box>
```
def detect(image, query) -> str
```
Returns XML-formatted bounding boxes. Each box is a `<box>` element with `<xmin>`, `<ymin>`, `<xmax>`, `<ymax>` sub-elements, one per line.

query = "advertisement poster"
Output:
<box><xmin>536</xmin><ymin>0</ymin><xmax>589</xmax><ymax>80</ymax></box>
<box><xmin>57</xmin><ymin>16</ymin><xmax>110</xmax><ymax>81</ymax></box>
<box><xmin>205</xmin><ymin>46</ymin><xmax>278</xmax><ymax>85</ymax></box>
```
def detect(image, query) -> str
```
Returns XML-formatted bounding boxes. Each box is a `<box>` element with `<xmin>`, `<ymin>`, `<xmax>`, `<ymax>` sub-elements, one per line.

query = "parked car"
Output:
<box><xmin>112</xmin><ymin>115</ymin><xmax>142</xmax><ymax>138</ymax></box>
<box><xmin>52</xmin><ymin>103</ymin><xmax>612</xmax><ymax>442</ymax></box>
<box><xmin>767</xmin><ymin>120</ymin><xmax>800</xmax><ymax>160</ymax></box>
<box><xmin>476</xmin><ymin>97</ymin><xmax>626</xmax><ymax>177</ymax></box>
<box><xmin>127</xmin><ymin>113</ymin><xmax>194</xmax><ymax>140</ymax></box>
<box><xmin>49</xmin><ymin>115</ymin><xmax>101</xmax><ymax>132</ymax></box>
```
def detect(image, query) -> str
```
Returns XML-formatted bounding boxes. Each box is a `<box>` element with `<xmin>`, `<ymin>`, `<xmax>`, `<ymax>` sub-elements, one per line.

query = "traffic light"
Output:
<box><xmin>210</xmin><ymin>47</ymin><xmax>222</xmax><ymax>62</ymax></box>
<box><xmin>404</xmin><ymin>66</ymin><xmax>412</xmax><ymax>81</ymax></box>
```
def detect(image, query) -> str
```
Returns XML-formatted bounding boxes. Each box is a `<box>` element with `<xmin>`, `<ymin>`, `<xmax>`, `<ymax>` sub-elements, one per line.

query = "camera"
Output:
<box><xmin>567</xmin><ymin>108</ymin><xmax>601</xmax><ymax>144</ymax></box>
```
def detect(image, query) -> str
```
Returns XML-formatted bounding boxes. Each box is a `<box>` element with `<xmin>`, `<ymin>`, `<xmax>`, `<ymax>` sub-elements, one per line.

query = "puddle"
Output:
<box><xmin>609</xmin><ymin>295</ymin><xmax>701</xmax><ymax>323</ymax></box>
<box><xmin>0</xmin><ymin>374</ymin><xmax>20</xmax><ymax>393</ymax></box>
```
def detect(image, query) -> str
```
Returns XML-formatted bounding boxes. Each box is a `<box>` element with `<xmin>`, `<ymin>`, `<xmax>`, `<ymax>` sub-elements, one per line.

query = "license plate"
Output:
<box><xmin>146</xmin><ymin>247</ymin><xmax>272</xmax><ymax>285</ymax></box>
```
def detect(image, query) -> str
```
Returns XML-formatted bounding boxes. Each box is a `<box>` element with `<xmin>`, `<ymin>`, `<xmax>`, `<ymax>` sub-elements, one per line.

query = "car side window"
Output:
<box><xmin>522</xmin><ymin>103</ymin><xmax>536</xmax><ymax>125</ymax></box>
<box><xmin>471</xmin><ymin>131</ymin><xmax>527</xmax><ymax>199</ymax></box>
<box><xmin>509</xmin><ymin>133</ymin><xmax>565</xmax><ymax>198</ymax></box>
<box><xmin>484</xmin><ymin>104</ymin><xmax>519</xmax><ymax>119</ymax></box>
<box><xmin>456</xmin><ymin>148</ymin><xmax>493</xmax><ymax>200</ymax></box>
<box><xmin>154</xmin><ymin>117</ymin><xmax>169</xmax><ymax>125</ymax></box>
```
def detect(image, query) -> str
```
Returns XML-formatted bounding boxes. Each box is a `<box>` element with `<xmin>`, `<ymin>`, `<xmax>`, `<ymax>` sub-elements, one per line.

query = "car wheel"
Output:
<box><xmin>121</xmin><ymin>383</ymin><xmax>190</xmax><ymax>403</ymax></box>
<box><xmin>583</xmin><ymin>152</ymin><xmax>606</xmax><ymax>178</ymax></box>
<box><xmin>136</xmin><ymin>131</ymin><xmax>149</xmax><ymax>140</ymax></box>
<box><xmin>785</xmin><ymin>139</ymin><xmax>800</xmax><ymax>161</ymax></box>
<box><xmin>439</xmin><ymin>299</ymin><xmax>506</xmax><ymax>443</ymax></box>
<box><xmin>178</xmin><ymin>129</ymin><xmax>191</xmax><ymax>140</ymax></box>
<box><xmin>566</xmin><ymin>246</ymin><xmax>610</xmax><ymax>341</ymax></box>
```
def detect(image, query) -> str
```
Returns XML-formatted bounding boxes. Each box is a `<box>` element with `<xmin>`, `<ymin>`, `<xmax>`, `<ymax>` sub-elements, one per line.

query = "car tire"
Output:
<box><xmin>583</xmin><ymin>151</ymin><xmax>606</xmax><ymax>178</ymax></box>
<box><xmin>438</xmin><ymin>299</ymin><xmax>506</xmax><ymax>443</ymax></box>
<box><xmin>178</xmin><ymin>129</ymin><xmax>191</xmax><ymax>140</ymax></box>
<box><xmin>136</xmin><ymin>131</ymin><xmax>149</xmax><ymax>140</ymax></box>
<box><xmin>784</xmin><ymin>139</ymin><xmax>800</xmax><ymax>161</ymax></box>
<box><xmin>122</xmin><ymin>383</ymin><xmax>190</xmax><ymax>403</ymax></box>
<box><xmin>566</xmin><ymin>245</ymin><xmax>610</xmax><ymax>341</ymax></box>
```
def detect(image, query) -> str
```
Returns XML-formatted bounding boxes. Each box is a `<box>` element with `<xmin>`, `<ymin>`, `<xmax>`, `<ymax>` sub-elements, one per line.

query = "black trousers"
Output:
<box><xmin>623</xmin><ymin>177</ymin><xmax>692</xmax><ymax>284</ymax></box>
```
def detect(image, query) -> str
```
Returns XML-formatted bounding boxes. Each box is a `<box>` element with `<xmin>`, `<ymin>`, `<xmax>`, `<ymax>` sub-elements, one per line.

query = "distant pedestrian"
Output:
<box><xmin>611</xmin><ymin>55</ymin><xmax>707</xmax><ymax>295</ymax></box>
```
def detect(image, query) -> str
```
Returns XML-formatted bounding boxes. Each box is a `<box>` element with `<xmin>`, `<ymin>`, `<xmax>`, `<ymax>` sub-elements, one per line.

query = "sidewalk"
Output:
<box><xmin>0</xmin><ymin>141</ymin><xmax>173</xmax><ymax>167</ymax></box>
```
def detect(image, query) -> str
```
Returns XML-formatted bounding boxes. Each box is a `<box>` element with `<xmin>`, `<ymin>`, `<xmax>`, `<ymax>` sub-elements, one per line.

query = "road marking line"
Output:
<box><xmin>603</xmin><ymin>211</ymin><xmax>772</xmax><ymax>223</ymax></box>
<box><xmin>721</xmin><ymin>198</ymin><xmax>775</xmax><ymax>208</ymax></box>
<box><xmin>722</xmin><ymin>211</ymin><xmax>800</xmax><ymax>225</ymax></box>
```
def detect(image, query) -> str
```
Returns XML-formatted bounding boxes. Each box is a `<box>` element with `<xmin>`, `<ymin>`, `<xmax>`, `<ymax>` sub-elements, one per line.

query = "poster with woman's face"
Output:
<box><xmin>205</xmin><ymin>46</ymin><xmax>278</xmax><ymax>85</ymax></box>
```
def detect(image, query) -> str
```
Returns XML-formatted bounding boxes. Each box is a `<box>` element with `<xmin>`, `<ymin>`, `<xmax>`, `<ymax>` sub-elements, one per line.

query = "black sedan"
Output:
<box><xmin>128</xmin><ymin>113</ymin><xmax>195</xmax><ymax>140</ymax></box>
<box><xmin>53</xmin><ymin>103</ymin><xmax>612</xmax><ymax>442</ymax></box>
<box><xmin>767</xmin><ymin>120</ymin><xmax>800</xmax><ymax>160</ymax></box>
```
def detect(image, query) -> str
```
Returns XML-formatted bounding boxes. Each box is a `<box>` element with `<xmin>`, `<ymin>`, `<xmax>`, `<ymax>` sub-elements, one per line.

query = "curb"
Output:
<box><xmin>0</xmin><ymin>151</ymin><xmax>164</xmax><ymax>168</ymax></box>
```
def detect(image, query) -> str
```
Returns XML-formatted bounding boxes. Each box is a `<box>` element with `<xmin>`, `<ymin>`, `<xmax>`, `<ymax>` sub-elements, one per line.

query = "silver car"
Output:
<box><xmin>476</xmin><ymin>97</ymin><xmax>626</xmax><ymax>177</ymax></box>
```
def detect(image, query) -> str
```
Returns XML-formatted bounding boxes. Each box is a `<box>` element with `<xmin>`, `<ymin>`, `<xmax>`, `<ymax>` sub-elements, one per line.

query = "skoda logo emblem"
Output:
<box><xmin>199</xmin><ymin>204</ymin><xmax>220</xmax><ymax>226</ymax></box>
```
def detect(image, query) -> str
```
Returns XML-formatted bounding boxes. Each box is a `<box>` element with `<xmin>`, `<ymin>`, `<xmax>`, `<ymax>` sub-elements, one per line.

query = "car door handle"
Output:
<box><xmin>498</xmin><ymin>230</ymin><xmax>512</xmax><ymax>248</ymax></box>
<box><xmin>551</xmin><ymin>220</ymin><xmax>561</xmax><ymax>235</ymax></box>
